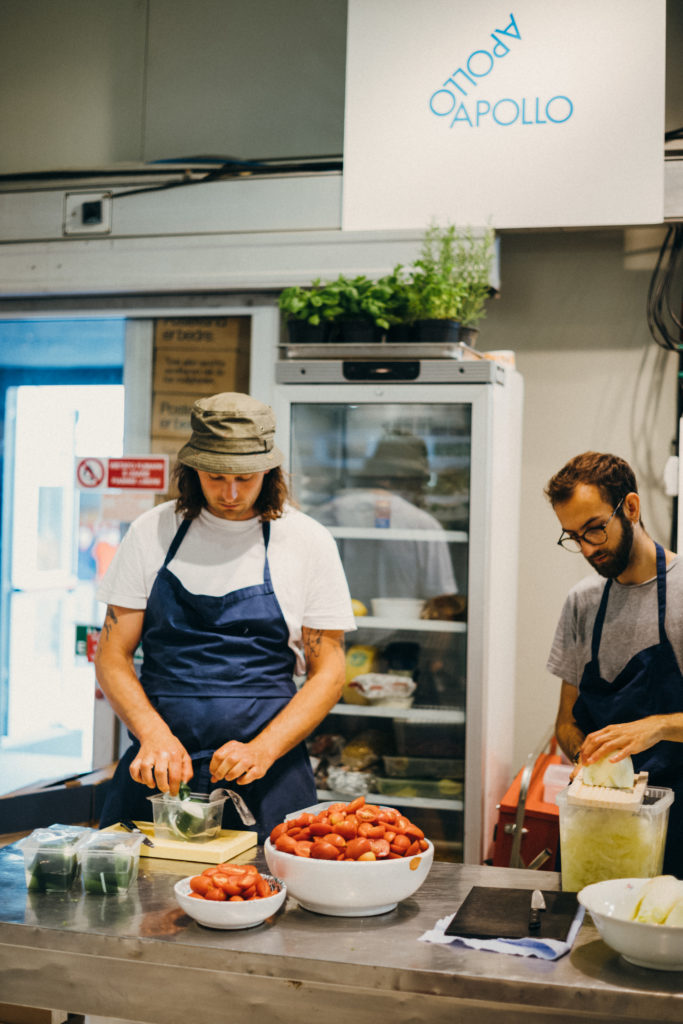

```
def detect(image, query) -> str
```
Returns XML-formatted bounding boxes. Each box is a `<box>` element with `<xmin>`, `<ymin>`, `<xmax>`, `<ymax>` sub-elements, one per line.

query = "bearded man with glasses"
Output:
<box><xmin>545</xmin><ymin>451</ymin><xmax>683</xmax><ymax>876</ymax></box>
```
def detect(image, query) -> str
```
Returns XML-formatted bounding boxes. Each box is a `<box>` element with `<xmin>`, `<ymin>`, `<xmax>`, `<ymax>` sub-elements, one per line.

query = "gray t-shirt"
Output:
<box><xmin>546</xmin><ymin>555</ymin><xmax>683</xmax><ymax>687</ymax></box>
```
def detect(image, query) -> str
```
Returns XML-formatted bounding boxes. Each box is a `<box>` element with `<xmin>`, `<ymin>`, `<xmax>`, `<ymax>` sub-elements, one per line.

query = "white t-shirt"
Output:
<box><xmin>96</xmin><ymin>501</ymin><xmax>357</xmax><ymax>675</ymax></box>
<box><xmin>546</xmin><ymin>556</ymin><xmax>683</xmax><ymax>687</ymax></box>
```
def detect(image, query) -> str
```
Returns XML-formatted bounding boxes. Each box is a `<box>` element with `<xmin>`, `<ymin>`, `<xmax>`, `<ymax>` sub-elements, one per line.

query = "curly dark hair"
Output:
<box><xmin>172</xmin><ymin>463</ymin><xmax>290</xmax><ymax>521</ymax></box>
<box><xmin>545</xmin><ymin>451</ymin><xmax>638</xmax><ymax>509</ymax></box>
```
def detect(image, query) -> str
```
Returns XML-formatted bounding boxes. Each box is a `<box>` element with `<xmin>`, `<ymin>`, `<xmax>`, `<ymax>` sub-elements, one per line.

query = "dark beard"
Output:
<box><xmin>589</xmin><ymin>516</ymin><xmax>634</xmax><ymax>578</ymax></box>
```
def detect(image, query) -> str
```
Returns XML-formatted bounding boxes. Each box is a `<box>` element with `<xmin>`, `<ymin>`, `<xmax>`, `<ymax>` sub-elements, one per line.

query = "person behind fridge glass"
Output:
<box><xmin>94</xmin><ymin>392</ymin><xmax>356</xmax><ymax>841</ymax></box>
<box><xmin>315</xmin><ymin>432</ymin><xmax>458</xmax><ymax>611</ymax></box>
<box><xmin>545</xmin><ymin>451</ymin><xmax>683</xmax><ymax>874</ymax></box>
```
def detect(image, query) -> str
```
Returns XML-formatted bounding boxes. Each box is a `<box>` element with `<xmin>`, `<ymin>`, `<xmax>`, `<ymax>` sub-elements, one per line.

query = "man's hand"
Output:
<box><xmin>580</xmin><ymin>716</ymin><xmax>666</xmax><ymax>765</ymax></box>
<box><xmin>209</xmin><ymin>738</ymin><xmax>274</xmax><ymax>786</ymax></box>
<box><xmin>129</xmin><ymin>728</ymin><xmax>194</xmax><ymax>795</ymax></box>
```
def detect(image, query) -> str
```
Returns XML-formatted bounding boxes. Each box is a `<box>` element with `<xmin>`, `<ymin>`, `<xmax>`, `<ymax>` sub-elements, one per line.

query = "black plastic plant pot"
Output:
<box><xmin>386</xmin><ymin>322</ymin><xmax>413</xmax><ymax>343</ymax></box>
<box><xmin>459</xmin><ymin>326</ymin><xmax>479</xmax><ymax>347</ymax></box>
<box><xmin>328</xmin><ymin>318</ymin><xmax>385</xmax><ymax>344</ymax></box>
<box><xmin>286</xmin><ymin>320</ymin><xmax>329</xmax><ymax>344</ymax></box>
<box><xmin>414</xmin><ymin>319</ymin><xmax>461</xmax><ymax>343</ymax></box>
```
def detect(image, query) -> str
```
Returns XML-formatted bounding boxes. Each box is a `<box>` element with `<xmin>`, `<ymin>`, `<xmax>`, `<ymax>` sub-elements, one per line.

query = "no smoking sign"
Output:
<box><xmin>76</xmin><ymin>458</ymin><xmax>106</xmax><ymax>488</ymax></box>
<box><xmin>75</xmin><ymin>456</ymin><xmax>169</xmax><ymax>492</ymax></box>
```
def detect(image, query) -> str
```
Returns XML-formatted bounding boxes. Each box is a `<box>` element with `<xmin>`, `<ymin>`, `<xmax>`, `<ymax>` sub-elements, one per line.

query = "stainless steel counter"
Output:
<box><xmin>0</xmin><ymin>842</ymin><xmax>681</xmax><ymax>1024</ymax></box>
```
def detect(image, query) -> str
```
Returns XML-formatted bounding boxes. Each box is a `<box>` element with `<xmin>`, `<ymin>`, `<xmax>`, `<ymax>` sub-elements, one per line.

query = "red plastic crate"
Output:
<box><xmin>492</xmin><ymin>751</ymin><xmax>561</xmax><ymax>871</ymax></box>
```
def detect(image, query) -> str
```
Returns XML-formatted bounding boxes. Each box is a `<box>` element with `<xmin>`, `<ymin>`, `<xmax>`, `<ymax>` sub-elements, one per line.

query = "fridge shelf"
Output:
<box><xmin>327</xmin><ymin>704</ymin><xmax>465</xmax><ymax>723</ymax></box>
<box><xmin>354</xmin><ymin>615</ymin><xmax>466</xmax><ymax>633</ymax></box>
<box><xmin>316</xmin><ymin>789</ymin><xmax>464</xmax><ymax>812</ymax></box>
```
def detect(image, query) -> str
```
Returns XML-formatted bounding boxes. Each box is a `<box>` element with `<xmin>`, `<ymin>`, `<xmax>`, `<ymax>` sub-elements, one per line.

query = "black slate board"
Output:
<box><xmin>445</xmin><ymin>887</ymin><xmax>579</xmax><ymax>941</ymax></box>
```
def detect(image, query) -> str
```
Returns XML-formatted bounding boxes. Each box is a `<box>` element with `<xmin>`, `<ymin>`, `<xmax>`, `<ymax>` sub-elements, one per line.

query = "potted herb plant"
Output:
<box><xmin>380</xmin><ymin>265</ymin><xmax>414</xmax><ymax>342</ymax></box>
<box><xmin>279</xmin><ymin>274</ymin><xmax>395</xmax><ymax>344</ymax></box>
<box><xmin>402</xmin><ymin>223</ymin><xmax>495</xmax><ymax>344</ymax></box>
<box><xmin>278</xmin><ymin>280</ymin><xmax>330</xmax><ymax>344</ymax></box>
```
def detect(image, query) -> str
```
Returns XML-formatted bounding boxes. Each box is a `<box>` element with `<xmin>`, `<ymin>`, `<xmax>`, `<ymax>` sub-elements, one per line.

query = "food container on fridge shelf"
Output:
<box><xmin>382</xmin><ymin>755</ymin><xmax>464</xmax><ymax>779</ymax></box>
<box><xmin>556</xmin><ymin>785</ymin><xmax>674</xmax><ymax>892</ymax></box>
<box><xmin>346</xmin><ymin>672</ymin><xmax>416</xmax><ymax>708</ymax></box>
<box><xmin>393</xmin><ymin>718</ymin><xmax>464</xmax><ymax>759</ymax></box>
<box><xmin>19</xmin><ymin>825</ymin><xmax>92</xmax><ymax>892</ymax></box>
<box><xmin>374</xmin><ymin>776</ymin><xmax>463</xmax><ymax>799</ymax></box>
<box><xmin>80</xmin><ymin>831</ymin><xmax>143</xmax><ymax>894</ymax></box>
<box><xmin>543</xmin><ymin>762</ymin><xmax>573</xmax><ymax>804</ymax></box>
<box><xmin>370</xmin><ymin>598</ymin><xmax>425</xmax><ymax>620</ymax></box>
<box><xmin>148</xmin><ymin>790</ymin><xmax>227</xmax><ymax>843</ymax></box>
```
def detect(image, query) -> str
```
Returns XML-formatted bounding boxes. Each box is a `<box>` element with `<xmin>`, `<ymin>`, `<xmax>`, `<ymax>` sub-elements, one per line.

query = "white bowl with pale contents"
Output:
<box><xmin>578</xmin><ymin>877</ymin><xmax>683</xmax><ymax>971</ymax></box>
<box><xmin>371</xmin><ymin>598</ymin><xmax>425</xmax><ymax>620</ymax></box>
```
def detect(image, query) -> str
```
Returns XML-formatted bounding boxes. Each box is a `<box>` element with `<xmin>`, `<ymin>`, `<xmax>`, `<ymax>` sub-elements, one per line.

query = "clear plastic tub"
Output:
<box><xmin>148</xmin><ymin>791</ymin><xmax>227</xmax><ymax>842</ymax></box>
<box><xmin>382</xmin><ymin>755</ymin><xmax>464</xmax><ymax>779</ymax></box>
<box><xmin>19</xmin><ymin>826</ymin><xmax>92</xmax><ymax>892</ymax></box>
<box><xmin>374</xmin><ymin>776</ymin><xmax>463</xmax><ymax>799</ymax></box>
<box><xmin>543</xmin><ymin>763</ymin><xmax>573</xmax><ymax>804</ymax></box>
<box><xmin>80</xmin><ymin>832</ymin><xmax>143</xmax><ymax>894</ymax></box>
<box><xmin>556</xmin><ymin>785</ymin><xmax>674</xmax><ymax>891</ymax></box>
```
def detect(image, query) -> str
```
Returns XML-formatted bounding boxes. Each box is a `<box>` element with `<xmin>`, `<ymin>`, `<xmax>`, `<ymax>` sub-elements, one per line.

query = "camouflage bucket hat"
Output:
<box><xmin>356</xmin><ymin>434</ymin><xmax>430</xmax><ymax>483</ymax></box>
<box><xmin>177</xmin><ymin>392</ymin><xmax>284</xmax><ymax>474</ymax></box>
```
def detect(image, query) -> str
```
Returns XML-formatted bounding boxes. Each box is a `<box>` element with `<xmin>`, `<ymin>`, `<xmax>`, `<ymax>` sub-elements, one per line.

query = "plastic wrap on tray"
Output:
<box><xmin>326</xmin><ymin>765</ymin><xmax>376</xmax><ymax>797</ymax></box>
<box><xmin>347</xmin><ymin>673</ymin><xmax>416</xmax><ymax>707</ymax></box>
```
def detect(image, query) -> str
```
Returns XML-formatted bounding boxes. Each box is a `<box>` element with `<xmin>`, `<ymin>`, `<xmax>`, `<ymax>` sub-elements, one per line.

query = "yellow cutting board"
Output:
<box><xmin>103</xmin><ymin>820</ymin><xmax>258</xmax><ymax>864</ymax></box>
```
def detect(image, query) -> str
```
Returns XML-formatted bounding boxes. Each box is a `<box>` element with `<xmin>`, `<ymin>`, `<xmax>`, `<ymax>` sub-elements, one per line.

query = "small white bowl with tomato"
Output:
<box><xmin>264</xmin><ymin>797</ymin><xmax>434</xmax><ymax>917</ymax></box>
<box><xmin>174</xmin><ymin>862</ymin><xmax>286</xmax><ymax>929</ymax></box>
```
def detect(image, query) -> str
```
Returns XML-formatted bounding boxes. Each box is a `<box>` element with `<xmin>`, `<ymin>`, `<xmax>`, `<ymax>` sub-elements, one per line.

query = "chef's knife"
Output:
<box><xmin>528</xmin><ymin>889</ymin><xmax>546</xmax><ymax>930</ymax></box>
<box><xmin>120</xmin><ymin>819</ymin><xmax>155</xmax><ymax>847</ymax></box>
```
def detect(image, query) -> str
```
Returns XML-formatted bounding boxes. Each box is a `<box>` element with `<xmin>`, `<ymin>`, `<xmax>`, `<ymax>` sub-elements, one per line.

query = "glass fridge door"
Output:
<box><xmin>289</xmin><ymin>399</ymin><xmax>472</xmax><ymax>860</ymax></box>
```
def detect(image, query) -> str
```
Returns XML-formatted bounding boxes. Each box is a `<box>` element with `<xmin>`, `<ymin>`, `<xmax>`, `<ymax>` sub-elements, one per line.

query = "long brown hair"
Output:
<box><xmin>172</xmin><ymin>464</ymin><xmax>290</xmax><ymax>521</ymax></box>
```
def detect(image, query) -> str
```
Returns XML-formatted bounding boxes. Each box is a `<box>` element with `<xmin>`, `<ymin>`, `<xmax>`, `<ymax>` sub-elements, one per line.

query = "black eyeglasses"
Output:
<box><xmin>557</xmin><ymin>496</ymin><xmax>626</xmax><ymax>553</ymax></box>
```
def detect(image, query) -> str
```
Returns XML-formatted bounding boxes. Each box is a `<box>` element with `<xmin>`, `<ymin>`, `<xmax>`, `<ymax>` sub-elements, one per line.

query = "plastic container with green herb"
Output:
<box><xmin>19</xmin><ymin>826</ymin><xmax>92</xmax><ymax>892</ymax></box>
<box><xmin>148</xmin><ymin>790</ymin><xmax>227</xmax><ymax>842</ymax></box>
<box><xmin>80</xmin><ymin>832</ymin><xmax>143</xmax><ymax>894</ymax></box>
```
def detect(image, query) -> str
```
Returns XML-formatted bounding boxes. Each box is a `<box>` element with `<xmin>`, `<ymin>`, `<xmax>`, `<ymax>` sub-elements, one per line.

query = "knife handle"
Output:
<box><xmin>528</xmin><ymin>908</ymin><xmax>541</xmax><ymax>930</ymax></box>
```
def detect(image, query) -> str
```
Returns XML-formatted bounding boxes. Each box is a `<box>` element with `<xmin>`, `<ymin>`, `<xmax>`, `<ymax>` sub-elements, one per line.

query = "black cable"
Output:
<box><xmin>647</xmin><ymin>225</ymin><xmax>683</xmax><ymax>350</ymax></box>
<box><xmin>106</xmin><ymin>156</ymin><xmax>343</xmax><ymax>200</ymax></box>
<box><xmin>0</xmin><ymin>155</ymin><xmax>344</xmax><ymax>202</ymax></box>
<box><xmin>648</xmin><ymin>225</ymin><xmax>683</xmax><ymax>549</ymax></box>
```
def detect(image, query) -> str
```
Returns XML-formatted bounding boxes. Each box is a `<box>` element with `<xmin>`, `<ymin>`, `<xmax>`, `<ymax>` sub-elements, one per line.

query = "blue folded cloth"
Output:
<box><xmin>418</xmin><ymin>906</ymin><xmax>586</xmax><ymax>960</ymax></box>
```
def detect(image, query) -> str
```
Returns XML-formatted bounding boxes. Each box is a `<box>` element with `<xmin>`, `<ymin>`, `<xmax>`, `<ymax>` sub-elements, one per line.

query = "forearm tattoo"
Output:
<box><xmin>303</xmin><ymin>629</ymin><xmax>345</xmax><ymax>672</ymax></box>
<box><xmin>101</xmin><ymin>605</ymin><xmax>119</xmax><ymax>642</ymax></box>
<box><xmin>303</xmin><ymin>628</ymin><xmax>324</xmax><ymax>660</ymax></box>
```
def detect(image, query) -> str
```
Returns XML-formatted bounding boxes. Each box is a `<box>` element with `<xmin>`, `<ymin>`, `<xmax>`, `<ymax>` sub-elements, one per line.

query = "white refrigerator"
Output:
<box><xmin>273</xmin><ymin>356</ymin><xmax>523</xmax><ymax>862</ymax></box>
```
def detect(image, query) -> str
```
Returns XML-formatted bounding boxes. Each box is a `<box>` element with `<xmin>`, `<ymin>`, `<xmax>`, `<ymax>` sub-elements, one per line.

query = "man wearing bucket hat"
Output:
<box><xmin>95</xmin><ymin>393</ymin><xmax>356</xmax><ymax>840</ymax></box>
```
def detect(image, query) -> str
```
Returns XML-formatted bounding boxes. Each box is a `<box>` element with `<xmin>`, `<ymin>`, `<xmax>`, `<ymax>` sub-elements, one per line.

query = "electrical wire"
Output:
<box><xmin>646</xmin><ymin>224</ymin><xmax>683</xmax><ymax>351</ymax></box>
<box><xmin>646</xmin><ymin>220</ymin><xmax>683</xmax><ymax>549</ymax></box>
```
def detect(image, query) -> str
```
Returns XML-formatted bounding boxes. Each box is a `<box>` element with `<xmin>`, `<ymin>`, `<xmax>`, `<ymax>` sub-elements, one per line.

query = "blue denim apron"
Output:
<box><xmin>572</xmin><ymin>544</ymin><xmax>683</xmax><ymax>875</ymax></box>
<box><xmin>99</xmin><ymin>517</ymin><xmax>316</xmax><ymax>841</ymax></box>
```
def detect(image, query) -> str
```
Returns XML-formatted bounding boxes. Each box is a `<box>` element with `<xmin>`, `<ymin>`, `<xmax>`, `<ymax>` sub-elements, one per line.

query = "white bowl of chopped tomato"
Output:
<box><xmin>174</xmin><ymin>862</ymin><xmax>286</xmax><ymax>929</ymax></box>
<box><xmin>264</xmin><ymin>798</ymin><xmax>434</xmax><ymax>917</ymax></box>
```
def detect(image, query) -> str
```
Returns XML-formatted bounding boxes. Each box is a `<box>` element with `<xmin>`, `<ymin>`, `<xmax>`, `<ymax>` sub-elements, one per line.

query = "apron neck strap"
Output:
<box><xmin>591</xmin><ymin>540</ymin><xmax>668</xmax><ymax>659</ymax></box>
<box><xmin>655</xmin><ymin>541</ymin><xmax>667</xmax><ymax>643</ymax></box>
<box><xmin>591</xmin><ymin>577</ymin><xmax>612</xmax><ymax>662</ymax></box>
<box><xmin>164</xmin><ymin>517</ymin><xmax>192</xmax><ymax>566</ymax></box>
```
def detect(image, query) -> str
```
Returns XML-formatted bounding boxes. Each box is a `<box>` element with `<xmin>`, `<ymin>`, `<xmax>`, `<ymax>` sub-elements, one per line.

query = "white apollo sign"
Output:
<box><xmin>342</xmin><ymin>0</ymin><xmax>666</xmax><ymax>230</ymax></box>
